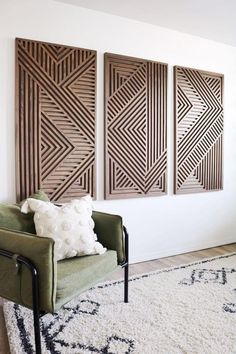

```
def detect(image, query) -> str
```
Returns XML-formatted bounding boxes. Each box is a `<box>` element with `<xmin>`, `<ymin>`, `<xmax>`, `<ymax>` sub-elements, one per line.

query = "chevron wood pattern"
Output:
<box><xmin>15</xmin><ymin>38</ymin><xmax>96</xmax><ymax>202</ymax></box>
<box><xmin>174</xmin><ymin>66</ymin><xmax>224</xmax><ymax>194</ymax></box>
<box><xmin>104</xmin><ymin>53</ymin><xmax>167</xmax><ymax>199</ymax></box>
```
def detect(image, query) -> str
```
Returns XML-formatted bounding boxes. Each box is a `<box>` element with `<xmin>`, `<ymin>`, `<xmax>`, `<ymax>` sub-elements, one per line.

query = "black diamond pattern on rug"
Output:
<box><xmin>179</xmin><ymin>267</ymin><xmax>236</xmax><ymax>286</ymax></box>
<box><xmin>104</xmin><ymin>335</ymin><xmax>135</xmax><ymax>354</ymax></box>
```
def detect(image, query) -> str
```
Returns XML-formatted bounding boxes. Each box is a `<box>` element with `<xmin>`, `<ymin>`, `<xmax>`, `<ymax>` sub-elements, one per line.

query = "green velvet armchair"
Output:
<box><xmin>0</xmin><ymin>197</ymin><xmax>129</xmax><ymax>354</ymax></box>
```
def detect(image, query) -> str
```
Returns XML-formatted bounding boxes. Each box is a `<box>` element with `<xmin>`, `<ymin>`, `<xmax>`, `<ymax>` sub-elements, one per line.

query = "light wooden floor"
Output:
<box><xmin>1</xmin><ymin>243</ymin><xmax>236</xmax><ymax>353</ymax></box>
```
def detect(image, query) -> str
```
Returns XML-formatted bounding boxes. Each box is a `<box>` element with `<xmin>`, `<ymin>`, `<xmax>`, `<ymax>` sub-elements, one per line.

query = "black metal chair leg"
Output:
<box><xmin>124</xmin><ymin>264</ymin><xmax>129</xmax><ymax>303</ymax></box>
<box><xmin>123</xmin><ymin>226</ymin><xmax>129</xmax><ymax>303</ymax></box>
<box><xmin>33</xmin><ymin>307</ymin><xmax>42</xmax><ymax>354</ymax></box>
<box><xmin>31</xmin><ymin>265</ymin><xmax>42</xmax><ymax>354</ymax></box>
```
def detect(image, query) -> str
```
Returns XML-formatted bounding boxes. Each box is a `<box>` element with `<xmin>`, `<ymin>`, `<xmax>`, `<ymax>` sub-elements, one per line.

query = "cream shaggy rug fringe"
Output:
<box><xmin>3</xmin><ymin>253</ymin><xmax>236</xmax><ymax>354</ymax></box>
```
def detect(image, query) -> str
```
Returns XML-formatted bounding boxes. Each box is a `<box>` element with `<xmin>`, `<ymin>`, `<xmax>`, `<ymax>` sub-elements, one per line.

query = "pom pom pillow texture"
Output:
<box><xmin>21</xmin><ymin>196</ymin><xmax>106</xmax><ymax>261</ymax></box>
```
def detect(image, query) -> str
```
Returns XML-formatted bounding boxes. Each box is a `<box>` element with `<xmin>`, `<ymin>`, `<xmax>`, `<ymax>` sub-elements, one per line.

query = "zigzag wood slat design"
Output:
<box><xmin>174</xmin><ymin>66</ymin><xmax>224</xmax><ymax>194</ymax></box>
<box><xmin>105</xmin><ymin>53</ymin><xmax>167</xmax><ymax>199</ymax></box>
<box><xmin>16</xmin><ymin>38</ymin><xmax>96</xmax><ymax>202</ymax></box>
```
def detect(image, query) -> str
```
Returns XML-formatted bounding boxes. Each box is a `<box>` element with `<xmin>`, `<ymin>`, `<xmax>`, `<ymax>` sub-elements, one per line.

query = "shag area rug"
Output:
<box><xmin>3</xmin><ymin>253</ymin><xmax>236</xmax><ymax>354</ymax></box>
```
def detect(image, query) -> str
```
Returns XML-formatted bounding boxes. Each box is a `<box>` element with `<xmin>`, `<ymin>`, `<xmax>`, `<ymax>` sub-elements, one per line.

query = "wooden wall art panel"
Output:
<box><xmin>16</xmin><ymin>38</ymin><xmax>96</xmax><ymax>202</ymax></box>
<box><xmin>174</xmin><ymin>66</ymin><xmax>224</xmax><ymax>194</ymax></box>
<box><xmin>104</xmin><ymin>53</ymin><xmax>167</xmax><ymax>199</ymax></box>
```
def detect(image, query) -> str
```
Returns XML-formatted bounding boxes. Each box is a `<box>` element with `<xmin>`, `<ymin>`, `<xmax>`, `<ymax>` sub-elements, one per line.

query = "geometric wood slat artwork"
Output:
<box><xmin>174</xmin><ymin>66</ymin><xmax>224</xmax><ymax>194</ymax></box>
<box><xmin>104</xmin><ymin>53</ymin><xmax>167</xmax><ymax>199</ymax></box>
<box><xmin>15</xmin><ymin>38</ymin><xmax>96</xmax><ymax>202</ymax></box>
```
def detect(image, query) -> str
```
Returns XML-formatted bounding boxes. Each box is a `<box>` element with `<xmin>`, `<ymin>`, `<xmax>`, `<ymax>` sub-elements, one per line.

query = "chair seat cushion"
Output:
<box><xmin>55</xmin><ymin>250</ymin><xmax>118</xmax><ymax>310</ymax></box>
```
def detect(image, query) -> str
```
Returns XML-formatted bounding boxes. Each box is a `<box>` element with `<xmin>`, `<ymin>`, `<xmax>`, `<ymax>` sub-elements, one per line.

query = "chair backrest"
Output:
<box><xmin>0</xmin><ymin>204</ymin><xmax>36</xmax><ymax>234</ymax></box>
<box><xmin>0</xmin><ymin>190</ymin><xmax>50</xmax><ymax>234</ymax></box>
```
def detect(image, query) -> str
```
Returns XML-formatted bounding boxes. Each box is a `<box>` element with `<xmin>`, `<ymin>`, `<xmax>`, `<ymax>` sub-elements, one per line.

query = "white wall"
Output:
<box><xmin>1</xmin><ymin>0</ymin><xmax>236</xmax><ymax>263</ymax></box>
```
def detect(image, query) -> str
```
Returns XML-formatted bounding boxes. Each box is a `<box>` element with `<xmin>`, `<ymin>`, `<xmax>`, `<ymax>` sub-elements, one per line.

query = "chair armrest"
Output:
<box><xmin>0</xmin><ymin>228</ymin><xmax>56</xmax><ymax>313</ymax></box>
<box><xmin>92</xmin><ymin>211</ymin><xmax>125</xmax><ymax>264</ymax></box>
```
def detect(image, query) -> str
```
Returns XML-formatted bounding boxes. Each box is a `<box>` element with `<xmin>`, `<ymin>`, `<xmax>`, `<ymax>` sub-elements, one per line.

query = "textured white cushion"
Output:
<box><xmin>21</xmin><ymin>196</ymin><xmax>106</xmax><ymax>261</ymax></box>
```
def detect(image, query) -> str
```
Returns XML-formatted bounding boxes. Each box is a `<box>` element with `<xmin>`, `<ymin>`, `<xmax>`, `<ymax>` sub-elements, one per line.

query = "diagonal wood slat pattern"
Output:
<box><xmin>105</xmin><ymin>53</ymin><xmax>167</xmax><ymax>199</ymax></box>
<box><xmin>15</xmin><ymin>38</ymin><xmax>96</xmax><ymax>202</ymax></box>
<box><xmin>174</xmin><ymin>66</ymin><xmax>224</xmax><ymax>194</ymax></box>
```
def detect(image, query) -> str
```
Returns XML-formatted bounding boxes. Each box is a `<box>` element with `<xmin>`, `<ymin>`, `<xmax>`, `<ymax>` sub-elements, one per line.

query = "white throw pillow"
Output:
<box><xmin>21</xmin><ymin>195</ymin><xmax>106</xmax><ymax>261</ymax></box>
